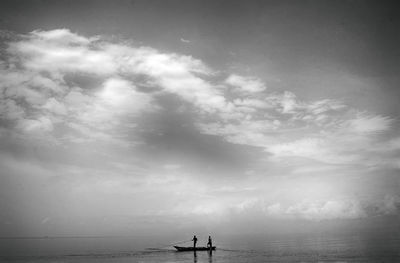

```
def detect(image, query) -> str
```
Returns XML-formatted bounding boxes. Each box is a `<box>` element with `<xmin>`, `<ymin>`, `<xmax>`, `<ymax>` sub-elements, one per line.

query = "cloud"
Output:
<box><xmin>163</xmin><ymin>164</ymin><xmax>182</xmax><ymax>170</ymax></box>
<box><xmin>345</xmin><ymin>113</ymin><xmax>393</xmax><ymax>134</ymax></box>
<box><xmin>0</xmin><ymin>28</ymin><xmax>399</xmax><ymax>227</ymax></box>
<box><xmin>61</xmin><ymin>78</ymin><xmax>157</xmax><ymax>144</ymax></box>
<box><xmin>16</xmin><ymin>116</ymin><xmax>54</xmax><ymax>133</ymax></box>
<box><xmin>42</xmin><ymin>98</ymin><xmax>67</xmax><ymax>115</ymax></box>
<box><xmin>233</xmin><ymin>98</ymin><xmax>273</xmax><ymax>109</ymax></box>
<box><xmin>379</xmin><ymin>195</ymin><xmax>400</xmax><ymax>215</ymax></box>
<box><xmin>0</xmin><ymin>98</ymin><xmax>25</xmax><ymax>120</ymax></box>
<box><xmin>4</xmin><ymin>29</ymin><xmax>394</xmax><ymax>161</ymax></box>
<box><xmin>225</xmin><ymin>74</ymin><xmax>266</xmax><ymax>93</ymax></box>
<box><xmin>198</xmin><ymin>120</ymin><xmax>277</xmax><ymax>147</ymax></box>
<box><xmin>113</xmin><ymin>46</ymin><xmax>232</xmax><ymax>114</ymax></box>
<box><xmin>231</xmin><ymin>195</ymin><xmax>400</xmax><ymax>221</ymax></box>
<box><xmin>199</xmin><ymin>81</ymin><xmax>394</xmax><ymax>166</ymax></box>
<box><xmin>1</xmin><ymin>30</ymin><xmax>166</xmax><ymax>144</ymax></box>
<box><xmin>227</xmin><ymin>197</ymin><xmax>369</xmax><ymax>221</ymax></box>
<box><xmin>180</xmin><ymin>38</ymin><xmax>190</xmax><ymax>43</ymax></box>
<box><xmin>96</xmin><ymin>78</ymin><xmax>155</xmax><ymax>116</ymax></box>
<box><xmin>268</xmin><ymin>138</ymin><xmax>327</xmax><ymax>160</ymax></box>
<box><xmin>306</xmin><ymin>99</ymin><xmax>346</xmax><ymax>115</ymax></box>
<box><xmin>279</xmin><ymin>91</ymin><xmax>297</xmax><ymax>114</ymax></box>
<box><xmin>267</xmin><ymin>137</ymin><xmax>363</xmax><ymax>164</ymax></box>
<box><xmin>8</xmin><ymin>30</ymin><xmax>116</xmax><ymax>75</ymax></box>
<box><xmin>31</xmin><ymin>29</ymin><xmax>94</xmax><ymax>44</ymax></box>
<box><xmin>1</xmin><ymin>30</ymin><xmax>396</xmax><ymax>131</ymax></box>
<box><xmin>283</xmin><ymin>199</ymin><xmax>367</xmax><ymax>221</ymax></box>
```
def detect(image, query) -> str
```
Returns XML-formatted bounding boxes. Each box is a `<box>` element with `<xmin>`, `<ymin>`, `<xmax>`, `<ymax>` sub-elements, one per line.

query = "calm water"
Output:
<box><xmin>1</xmin><ymin>233</ymin><xmax>399</xmax><ymax>262</ymax></box>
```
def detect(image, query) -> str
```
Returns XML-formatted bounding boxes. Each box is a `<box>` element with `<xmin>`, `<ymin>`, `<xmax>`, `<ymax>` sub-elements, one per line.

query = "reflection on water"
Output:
<box><xmin>208</xmin><ymin>250</ymin><xmax>213</xmax><ymax>263</ymax></box>
<box><xmin>192</xmin><ymin>250</ymin><xmax>213</xmax><ymax>263</ymax></box>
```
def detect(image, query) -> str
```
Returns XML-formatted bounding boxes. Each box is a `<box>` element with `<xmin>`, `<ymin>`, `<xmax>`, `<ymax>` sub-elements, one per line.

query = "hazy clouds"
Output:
<box><xmin>0</xmin><ymin>13</ymin><xmax>399</xmax><ymax>237</ymax></box>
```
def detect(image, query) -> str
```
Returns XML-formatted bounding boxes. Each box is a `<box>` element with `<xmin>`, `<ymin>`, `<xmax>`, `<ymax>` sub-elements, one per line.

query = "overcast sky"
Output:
<box><xmin>0</xmin><ymin>0</ymin><xmax>399</xmax><ymax>238</ymax></box>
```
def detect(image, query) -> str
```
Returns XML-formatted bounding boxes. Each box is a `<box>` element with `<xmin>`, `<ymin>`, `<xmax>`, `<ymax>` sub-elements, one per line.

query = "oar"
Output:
<box><xmin>146</xmin><ymin>239</ymin><xmax>192</xmax><ymax>250</ymax></box>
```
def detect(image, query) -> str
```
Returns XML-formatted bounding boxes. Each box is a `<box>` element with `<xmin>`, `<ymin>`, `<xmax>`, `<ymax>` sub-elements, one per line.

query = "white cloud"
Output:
<box><xmin>192</xmin><ymin>203</ymin><xmax>223</xmax><ymax>215</ymax></box>
<box><xmin>268</xmin><ymin>138</ymin><xmax>325</xmax><ymax>159</ymax></box>
<box><xmin>263</xmin><ymin>195</ymin><xmax>400</xmax><ymax>221</ymax></box>
<box><xmin>228</xmin><ymin>197</ymin><xmax>373</xmax><ymax>221</ymax></box>
<box><xmin>233</xmin><ymin>98</ymin><xmax>273</xmax><ymax>109</ymax></box>
<box><xmin>42</xmin><ymin>98</ymin><xmax>67</xmax><ymax>115</ymax></box>
<box><xmin>31</xmin><ymin>28</ymin><xmax>94</xmax><ymax>45</ymax></box>
<box><xmin>306</xmin><ymin>99</ymin><xmax>346</xmax><ymax>115</ymax></box>
<box><xmin>62</xmin><ymin>78</ymin><xmax>156</xmax><ymax>144</ymax></box>
<box><xmin>279</xmin><ymin>91</ymin><xmax>297</xmax><ymax>114</ymax></box>
<box><xmin>8</xmin><ymin>30</ymin><xmax>116</xmax><ymax>75</ymax></box>
<box><xmin>266</xmin><ymin>137</ymin><xmax>361</xmax><ymax>164</ymax></box>
<box><xmin>16</xmin><ymin>116</ymin><xmax>53</xmax><ymax>133</ymax></box>
<box><xmin>265</xmin><ymin>203</ymin><xmax>283</xmax><ymax>216</ymax></box>
<box><xmin>0</xmin><ymin>28</ymin><xmax>398</xmax><ymax>173</ymax></box>
<box><xmin>115</xmin><ymin>46</ymin><xmax>232</xmax><ymax>114</ymax></box>
<box><xmin>1</xmin><ymin>30</ymin><xmax>160</xmax><ymax>144</ymax></box>
<box><xmin>284</xmin><ymin>199</ymin><xmax>367</xmax><ymax>221</ymax></box>
<box><xmin>225</xmin><ymin>74</ymin><xmax>266</xmax><ymax>93</ymax></box>
<box><xmin>198</xmin><ymin>120</ymin><xmax>276</xmax><ymax>147</ymax></box>
<box><xmin>96</xmin><ymin>78</ymin><xmax>155</xmax><ymax>115</ymax></box>
<box><xmin>64</xmin><ymin>88</ymin><xmax>92</xmax><ymax>107</ymax></box>
<box><xmin>345</xmin><ymin>113</ymin><xmax>393</xmax><ymax>134</ymax></box>
<box><xmin>180</xmin><ymin>38</ymin><xmax>190</xmax><ymax>43</ymax></box>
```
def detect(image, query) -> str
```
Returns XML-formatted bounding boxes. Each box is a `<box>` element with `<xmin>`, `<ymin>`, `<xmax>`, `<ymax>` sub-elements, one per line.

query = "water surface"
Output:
<box><xmin>1</xmin><ymin>233</ymin><xmax>399</xmax><ymax>262</ymax></box>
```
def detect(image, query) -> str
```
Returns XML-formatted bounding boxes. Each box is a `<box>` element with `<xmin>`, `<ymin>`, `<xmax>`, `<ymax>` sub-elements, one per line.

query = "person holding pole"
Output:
<box><xmin>192</xmin><ymin>235</ymin><xmax>198</xmax><ymax>249</ymax></box>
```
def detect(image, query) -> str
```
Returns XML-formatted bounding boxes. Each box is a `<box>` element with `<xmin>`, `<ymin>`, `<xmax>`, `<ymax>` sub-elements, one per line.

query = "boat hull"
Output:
<box><xmin>174</xmin><ymin>246</ymin><xmax>216</xmax><ymax>251</ymax></box>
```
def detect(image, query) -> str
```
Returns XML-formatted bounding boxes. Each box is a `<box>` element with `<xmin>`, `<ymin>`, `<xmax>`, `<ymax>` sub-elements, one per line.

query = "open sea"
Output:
<box><xmin>1</xmin><ymin>233</ymin><xmax>399</xmax><ymax>263</ymax></box>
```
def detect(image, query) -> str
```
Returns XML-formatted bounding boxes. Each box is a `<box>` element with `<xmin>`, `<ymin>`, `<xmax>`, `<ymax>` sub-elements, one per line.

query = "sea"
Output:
<box><xmin>1</xmin><ymin>232</ymin><xmax>399</xmax><ymax>263</ymax></box>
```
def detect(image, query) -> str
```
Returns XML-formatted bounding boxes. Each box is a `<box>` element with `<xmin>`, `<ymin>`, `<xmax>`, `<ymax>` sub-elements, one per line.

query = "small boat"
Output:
<box><xmin>174</xmin><ymin>246</ymin><xmax>216</xmax><ymax>251</ymax></box>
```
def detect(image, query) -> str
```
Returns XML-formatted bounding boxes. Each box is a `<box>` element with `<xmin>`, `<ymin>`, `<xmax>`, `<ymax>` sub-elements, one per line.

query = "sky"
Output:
<box><xmin>0</xmin><ymin>0</ymin><xmax>399</xmax><ymax>239</ymax></box>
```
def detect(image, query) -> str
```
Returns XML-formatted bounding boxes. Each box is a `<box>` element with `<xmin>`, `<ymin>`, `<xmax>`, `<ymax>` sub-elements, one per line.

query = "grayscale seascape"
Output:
<box><xmin>1</xmin><ymin>1</ymin><xmax>400</xmax><ymax>262</ymax></box>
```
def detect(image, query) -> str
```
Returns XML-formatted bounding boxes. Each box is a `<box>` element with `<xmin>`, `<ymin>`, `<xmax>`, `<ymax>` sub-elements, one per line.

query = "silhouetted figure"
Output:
<box><xmin>207</xmin><ymin>236</ymin><xmax>212</xmax><ymax>250</ymax></box>
<box><xmin>192</xmin><ymin>235</ymin><xmax>198</xmax><ymax>249</ymax></box>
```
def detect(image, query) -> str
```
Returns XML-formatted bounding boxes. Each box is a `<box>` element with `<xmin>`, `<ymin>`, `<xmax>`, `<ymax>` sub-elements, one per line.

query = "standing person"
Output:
<box><xmin>192</xmin><ymin>235</ymin><xmax>198</xmax><ymax>249</ymax></box>
<box><xmin>207</xmin><ymin>236</ymin><xmax>212</xmax><ymax>249</ymax></box>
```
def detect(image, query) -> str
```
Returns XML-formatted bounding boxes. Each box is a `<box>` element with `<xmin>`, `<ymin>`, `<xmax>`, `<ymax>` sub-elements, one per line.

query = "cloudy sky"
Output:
<box><xmin>0</xmin><ymin>0</ymin><xmax>399</xmax><ymax>238</ymax></box>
